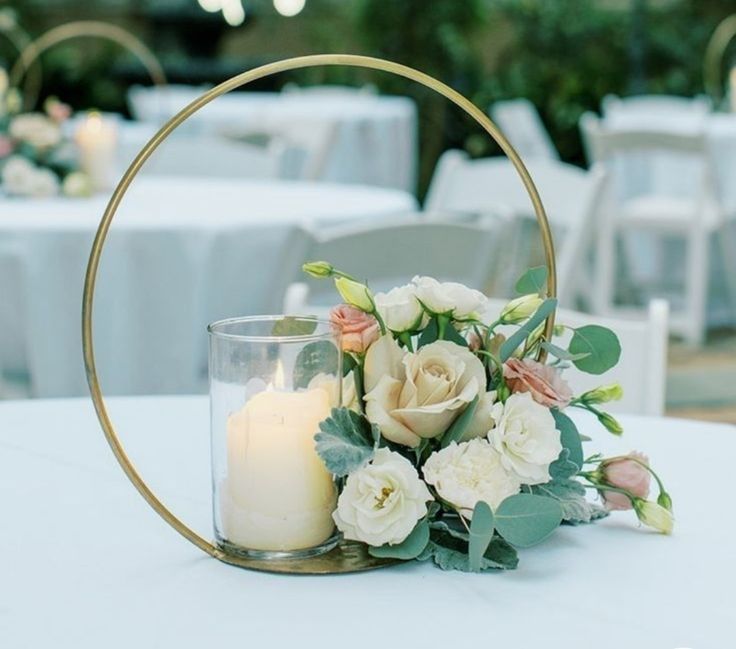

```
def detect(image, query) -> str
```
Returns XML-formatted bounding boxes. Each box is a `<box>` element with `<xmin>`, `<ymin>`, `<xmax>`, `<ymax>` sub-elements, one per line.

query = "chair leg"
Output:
<box><xmin>717</xmin><ymin>221</ymin><xmax>736</xmax><ymax>324</ymax></box>
<box><xmin>684</xmin><ymin>228</ymin><xmax>708</xmax><ymax>346</ymax></box>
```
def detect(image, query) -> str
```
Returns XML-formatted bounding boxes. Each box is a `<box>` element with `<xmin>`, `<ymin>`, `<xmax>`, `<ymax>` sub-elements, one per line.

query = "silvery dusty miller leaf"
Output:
<box><xmin>532</xmin><ymin>478</ymin><xmax>609</xmax><ymax>524</ymax></box>
<box><xmin>314</xmin><ymin>408</ymin><xmax>377</xmax><ymax>476</ymax></box>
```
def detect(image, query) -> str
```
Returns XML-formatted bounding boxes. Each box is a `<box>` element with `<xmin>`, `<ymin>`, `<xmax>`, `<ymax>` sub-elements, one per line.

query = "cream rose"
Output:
<box><xmin>488</xmin><ymin>392</ymin><xmax>563</xmax><ymax>485</ymax></box>
<box><xmin>333</xmin><ymin>448</ymin><xmax>433</xmax><ymax>546</ymax></box>
<box><xmin>412</xmin><ymin>276</ymin><xmax>488</xmax><ymax>319</ymax></box>
<box><xmin>307</xmin><ymin>371</ymin><xmax>360</xmax><ymax>412</ymax></box>
<box><xmin>363</xmin><ymin>335</ymin><xmax>486</xmax><ymax>448</ymax></box>
<box><xmin>9</xmin><ymin>113</ymin><xmax>62</xmax><ymax>149</ymax></box>
<box><xmin>423</xmin><ymin>438</ymin><xmax>520</xmax><ymax>515</ymax></box>
<box><xmin>374</xmin><ymin>284</ymin><xmax>425</xmax><ymax>332</ymax></box>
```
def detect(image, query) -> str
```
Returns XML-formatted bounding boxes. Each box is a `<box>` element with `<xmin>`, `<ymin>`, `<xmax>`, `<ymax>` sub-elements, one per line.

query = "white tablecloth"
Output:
<box><xmin>128</xmin><ymin>87</ymin><xmax>418</xmax><ymax>191</ymax></box>
<box><xmin>0</xmin><ymin>396</ymin><xmax>732</xmax><ymax>649</ymax></box>
<box><xmin>0</xmin><ymin>178</ymin><xmax>416</xmax><ymax>397</ymax></box>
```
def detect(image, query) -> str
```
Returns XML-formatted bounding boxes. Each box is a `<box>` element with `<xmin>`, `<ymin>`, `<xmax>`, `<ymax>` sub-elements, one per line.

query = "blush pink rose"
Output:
<box><xmin>0</xmin><ymin>135</ymin><xmax>14</xmax><ymax>158</ymax></box>
<box><xmin>503</xmin><ymin>358</ymin><xmax>573</xmax><ymax>409</ymax></box>
<box><xmin>44</xmin><ymin>99</ymin><xmax>72</xmax><ymax>124</ymax></box>
<box><xmin>330</xmin><ymin>304</ymin><xmax>380</xmax><ymax>354</ymax></box>
<box><xmin>601</xmin><ymin>452</ymin><xmax>651</xmax><ymax>511</ymax></box>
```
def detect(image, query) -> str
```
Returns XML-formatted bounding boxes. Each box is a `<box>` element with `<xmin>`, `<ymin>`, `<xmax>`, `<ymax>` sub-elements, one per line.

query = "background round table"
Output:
<box><xmin>0</xmin><ymin>178</ymin><xmax>416</xmax><ymax>397</ymax></box>
<box><xmin>0</xmin><ymin>396</ymin><xmax>731</xmax><ymax>649</ymax></box>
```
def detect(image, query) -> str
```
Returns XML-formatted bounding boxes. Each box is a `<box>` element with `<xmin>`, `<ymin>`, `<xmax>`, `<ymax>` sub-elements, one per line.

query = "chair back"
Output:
<box><xmin>601</xmin><ymin>93</ymin><xmax>712</xmax><ymax>119</ymax></box>
<box><xmin>490</xmin><ymin>99</ymin><xmax>559</xmax><ymax>160</ymax></box>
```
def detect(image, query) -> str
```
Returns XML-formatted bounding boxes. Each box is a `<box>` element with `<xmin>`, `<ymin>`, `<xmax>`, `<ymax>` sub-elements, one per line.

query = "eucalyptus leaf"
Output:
<box><xmin>468</xmin><ymin>502</ymin><xmax>495</xmax><ymax>572</ymax></box>
<box><xmin>515</xmin><ymin>266</ymin><xmax>548</xmax><ymax>295</ymax></box>
<box><xmin>569</xmin><ymin>325</ymin><xmax>621</xmax><ymax>375</ymax></box>
<box><xmin>429</xmin><ymin>519</ymin><xmax>469</xmax><ymax>541</ymax></box>
<box><xmin>427</xmin><ymin>534</ymin><xmax>518</xmax><ymax>572</ymax></box>
<box><xmin>552</xmin><ymin>409</ymin><xmax>583</xmax><ymax>469</ymax></box>
<box><xmin>314</xmin><ymin>408</ymin><xmax>378</xmax><ymax>476</ymax></box>
<box><xmin>440</xmin><ymin>395</ymin><xmax>479</xmax><ymax>448</ymax></box>
<box><xmin>548</xmin><ymin>448</ymin><xmax>579</xmax><ymax>480</ymax></box>
<box><xmin>293</xmin><ymin>341</ymin><xmax>339</xmax><ymax>389</ymax></box>
<box><xmin>499</xmin><ymin>298</ymin><xmax>558</xmax><ymax>362</ymax></box>
<box><xmin>540</xmin><ymin>341</ymin><xmax>591</xmax><ymax>362</ymax></box>
<box><xmin>495</xmin><ymin>494</ymin><xmax>563</xmax><ymax>547</ymax></box>
<box><xmin>271</xmin><ymin>316</ymin><xmax>319</xmax><ymax>337</ymax></box>
<box><xmin>369</xmin><ymin>519</ymin><xmax>430</xmax><ymax>560</ymax></box>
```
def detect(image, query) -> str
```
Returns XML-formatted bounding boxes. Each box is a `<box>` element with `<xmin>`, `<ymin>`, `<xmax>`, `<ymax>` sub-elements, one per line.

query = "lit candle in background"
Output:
<box><xmin>220</xmin><ymin>362</ymin><xmax>337</xmax><ymax>552</ymax></box>
<box><xmin>74</xmin><ymin>111</ymin><xmax>118</xmax><ymax>192</ymax></box>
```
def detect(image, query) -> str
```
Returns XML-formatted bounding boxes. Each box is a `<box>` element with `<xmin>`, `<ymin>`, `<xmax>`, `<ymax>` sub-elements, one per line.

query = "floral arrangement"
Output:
<box><xmin>302</xmin><ymin>261</ymin><xmax>673</xmax><ymax>572</ymax></box>
<box><xmin>0</xmin><ymin>67</ymin><xmax>92</xmax><ymax>198</ymax></box>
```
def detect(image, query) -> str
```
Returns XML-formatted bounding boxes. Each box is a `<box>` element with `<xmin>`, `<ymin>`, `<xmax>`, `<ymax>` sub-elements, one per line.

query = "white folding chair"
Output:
<box><xmin>283</xmin><ymin>219</ymin><xmax>504</xmax><ymax>316</ymax></box>
<box><xmin>582</xmin><ymin>124</ymin><xmax>736</xmax><ymax>345</ymax></box>
<box><xmin>485</xmin><ymin>298</ymin><xmax>669</xmax><ymax>416</ymax></box>
<box><xmin>489</xmin><ymin>99</ymin><xmax>559</xmax><ymax>160</ymax></box>
<box><xmin>601</xmin><ymin>93</ymin><xmax>712</xmax><ymax>119</ymax></box>
<box><xmin>424</xmin><ymin>151</ymin><xmax>609</xmax><ymax>308</ymax></box>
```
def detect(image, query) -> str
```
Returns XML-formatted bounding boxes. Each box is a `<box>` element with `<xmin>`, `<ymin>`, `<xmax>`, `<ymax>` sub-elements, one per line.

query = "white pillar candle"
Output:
<box><xmin>74</xmin><ymin>112</ymin><xmax>118</xmax><ymax>192</ymax></box>
<box><xmin>220</xmin><ymin>385</ymin><xmax>337</xmax><ymax>552</ymax></box>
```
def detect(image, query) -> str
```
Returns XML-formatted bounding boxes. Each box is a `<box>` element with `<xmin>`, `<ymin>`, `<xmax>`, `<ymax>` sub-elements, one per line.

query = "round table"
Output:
<box><xmin>0</xmin><ymin>396</ymin><xmax>731</xmax><ymax>649</ymax></box>
<box><xmin>127</xmin><ymin>87</ymin><xmax>418</xmax><ymax>191</ymax></box>
<box><xmin>0</xmin><ymin>178</ymin><xmax>416</xmax><ymax>397</ymax></box>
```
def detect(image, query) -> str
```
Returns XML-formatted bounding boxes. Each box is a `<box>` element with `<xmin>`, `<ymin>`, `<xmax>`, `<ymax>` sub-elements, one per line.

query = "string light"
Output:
<box><xmin>273</xmin><ymin>0</ymin><xmax>306</xmax><ymax>18</ymax></box>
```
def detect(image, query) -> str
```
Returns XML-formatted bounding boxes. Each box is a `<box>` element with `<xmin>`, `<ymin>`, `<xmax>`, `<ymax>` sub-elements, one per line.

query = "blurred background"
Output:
<box><xmin>1</xmin><ymin>0</ymin><xmax>735</xmax><ymax>422</ymax></box>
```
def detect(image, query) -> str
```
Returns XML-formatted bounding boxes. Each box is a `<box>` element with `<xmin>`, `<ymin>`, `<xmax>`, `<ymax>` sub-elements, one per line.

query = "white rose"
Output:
<box><xmin>333</xmin><ymin>448</ymin><xmax>433</xmax><ymax>546</ymax></box>
<box><xmin>363</xmin><ymin>335</ymin><xmax>486</xmax><ymax>448</ymax></box>
<box><xmin>412</xmin><ymin>275</ymin><xmax>488</xmax><ymax>319</ymax></box>
<box><xmin>459</xmin><ymin>390</ymin><xmax>499</xmax><ymax>442</ymax></box>
<box><xmin>28</xmin><ymin>168</ymin><xmax>59</xmax><ymax>198</ymax></box>
<box><xmin>9</xmin><ymin>113</ymin><xmax>62</xmax><ymax>149</ymax></box>
<box><xmin>307</xmin><ymin>371</ymin><xmax>359</xmax><ymax>412</ymax></box>
<box><xmin>423</xmin><ymin>438</ymin><xmax>520</xmax><ymax>515</ymax></box>
<box><xmin>374</xmin><ymin>284</ymin><xmax>425</xmax><ymax>332</ymax></box>
<box><xmin>488</xmin><ymin>392</ymin><xmax>562</xmax><ymax>485</ymax></box>
<box><xmin>1</xmin><ymin>156</ymin><xmax>36</xmax><ymax>196</ymax></box>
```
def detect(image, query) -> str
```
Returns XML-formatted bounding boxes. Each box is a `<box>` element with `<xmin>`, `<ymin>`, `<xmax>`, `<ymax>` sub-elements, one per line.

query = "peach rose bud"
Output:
<box><xmin>330</xmin><ymin>304</ymin><xmax>379</xmax><ymax>354</ymax></box>
<box><xmin>600</xmin><ymin>452</ymin><xmax>651</xmax><ymax>511</ymax></box>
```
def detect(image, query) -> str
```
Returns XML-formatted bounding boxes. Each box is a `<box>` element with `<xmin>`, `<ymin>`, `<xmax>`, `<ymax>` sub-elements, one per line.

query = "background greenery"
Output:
<box><xmin>3</xmin><ymin>0</ymin><xmax>736</xmax><ymax>192</ymax></box>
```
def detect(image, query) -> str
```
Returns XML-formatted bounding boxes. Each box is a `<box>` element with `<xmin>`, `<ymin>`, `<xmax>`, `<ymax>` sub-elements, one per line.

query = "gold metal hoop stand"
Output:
<box><xmin>704</xmin><ymin>14</ymin><xmax>736</xmax><ymax>106</ymax></box>
<box><xmin>9</xmin><ymin>20</ymin><xmax>167</xmax><ymax>111</ymax></box>
<box><xmin>0</xmin><ymin>16</ymin><xmax>43</xmax><ymax>110</ymax></box>
<box><xmin>82</xmin><ymin>54</ymin><xmax>557</xmax><ymax>574</ymax></box>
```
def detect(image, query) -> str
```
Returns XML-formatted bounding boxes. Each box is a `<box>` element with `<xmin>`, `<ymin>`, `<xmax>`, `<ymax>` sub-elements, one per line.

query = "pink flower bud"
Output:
<box><xmin>503</xmin><ymin>358</ymin><xmax>573</xmax><ymax>409</ymax></box>
<box><xmin>329</xmin><ymin>304</ymin><xmax>379</xmax><ymax>354</ymax></box>
<box><xmin>600</xmin><ymin>452</ymin><xmax>651</xmax><ymax>511</ymax></box>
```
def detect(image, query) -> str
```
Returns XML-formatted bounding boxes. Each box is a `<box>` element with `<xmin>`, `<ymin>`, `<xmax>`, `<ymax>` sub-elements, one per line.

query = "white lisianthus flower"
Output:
<box><xmin>374</xmin><ymin>284</ymin><xmax>425</xmax><ymax>332</ymax></box>
<box><xmin>61</xmin><ymin>171</ymin><xmax>93</xmax><ymax>198</ymax></box>
<box><xmin>363</xmin><ymin>335</ymin><xmax>486</xmax><ymax>448</ymax></box>
<box><xmin>488</xmin><ymin>392</ymin><xmax>562</xmax><ymax>485</ymax></box>
<box><xmin>333</xmin><ymin>448</ymin><xmax>433</xmax><ymax>546</ymax></box>
<box><xmin>9</xmin><ymin>113</ymin><xmax>62</xmax><ymax>149</ymax></box>
<box><xmin>307</xmin><ymin>371</ymin><xmax>360</xmax><ymax>412</ymax></box>
<box><xmin>633</xmin><ymin>499</ymin><xmax>674</xmax><ymax>534</ymax></box>
<box><xmin>412</xmin><ymin>275</ymin><xmax>488</xmax><ymax>320</ymax></box>
<box><xmin>423</xmin><ymin>438</ymin><xmax>521</xmax><ymax>515</ymax></box>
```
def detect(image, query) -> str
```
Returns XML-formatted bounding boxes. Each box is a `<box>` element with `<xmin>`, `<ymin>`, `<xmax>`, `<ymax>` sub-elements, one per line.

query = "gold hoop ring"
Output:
<box><xmin>9</xmin><ymin>20</ymin><xmax>166</xmax><ymax>111</ymax></box>
<box><xmin>704</xmin><ymin>14</ymin><xmax>736</xmax><ymax>106</ymax></box>
<box><xmin>82</xmin><ymin>54</ymin><xmax>557</xmax><ymax>573</ymax></box>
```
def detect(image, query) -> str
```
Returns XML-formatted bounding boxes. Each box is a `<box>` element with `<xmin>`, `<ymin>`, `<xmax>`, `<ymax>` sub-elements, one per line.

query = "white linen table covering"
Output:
<box><xmin>128</xmin><ymin>87</ymin><xmax>418</xmax><ymax>191</ymax></box>
<box><xmin>0</xmin><ymin>178</ymin><xmax>416</xmax><ymax>397</ymax></box>
<box><xmin>0</xmin><ymin>396</ymin><xmax>733</xmax><ymax>649</ymax></box>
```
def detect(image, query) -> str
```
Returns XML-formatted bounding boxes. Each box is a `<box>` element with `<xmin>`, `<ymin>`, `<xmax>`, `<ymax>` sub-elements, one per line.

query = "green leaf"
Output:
<box><xmin>468</xmin><ymin>502</ymin><xmax>495</xmax><ymax>572</ymax></box>
<box><xmin>369</xmin><ymin>519</ymin><xmax>430</xmax><ymax>560</ymax></box>
<box><xmin>515</xmin><ymin>266</ymin><xmax>548</xmax><ymax>295</ymax></box>
<box><xmin>440</xmin><ymin>395</ymin><xmax>479</xmax><ymax>448</ymax></box>
<box><xmin>418</xmin><ymin>317</ymin><xmax>468</xmax><ymax>348</ymax></box>
<box><xmin>499</xmin><ymin>298</ymin><xmax>558</xmax><ymax>362</ymax></box>
<box><xmin>426</xmin><ymin>534</ymin><xmax>518</xmax><ymax>572</ymax></box>
<box><xmin>271</xmin><ymin>316</ymin><xmax>319</xmax><ymax>337</ymax></box>
<box><xmin>540</xmin><ymin>341</ymin><xmax>591</xmax><ymax>362</ymax></box>
<box><xmin>429</xmin><ymin>519</ymin><xmax>469</xmax><ymax>541</ymax></box>
<box><xmin>495</xmin><ymin>494</ymin><xmax>563</xmax><ymax>547</ymax></box>
<box><xmin>314</xmin><ymin>408</ymin><xmax>378</xmax><ymax>476</ymax></box>
<box><xmin>293</xmin><ymin>340</ymin><xmax>339</xmax><ymax>389</ymax></box>
<box><xmin>548</xmin><ymin>448</ymin><xmax>579</xmax><ymax>480</ymax></box>
<box><xmin>552</xmin><ymin>409</ymin><xmax>583</xmax><ymax>469</ymax></box>
<box><xmin>569</xmin><ymin>325</ymin><xmax>621</xmax><ymax>375</ymax></box>
<box><xmin>532</xmin><ymin>478</ymin><xmax>609</xmax><ymax>524</ymax></box>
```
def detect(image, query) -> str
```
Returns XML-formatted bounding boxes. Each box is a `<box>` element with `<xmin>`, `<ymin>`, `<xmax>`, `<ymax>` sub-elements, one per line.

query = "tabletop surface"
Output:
<box><xmin>0</xmin><ymin>177</ymin><xmax>417</xmax><ymax>231</ymax></box>
<box><xmin>1</xmin><ymin>396</ymin><xmax>734</xmax><ymax>649</ymax></box>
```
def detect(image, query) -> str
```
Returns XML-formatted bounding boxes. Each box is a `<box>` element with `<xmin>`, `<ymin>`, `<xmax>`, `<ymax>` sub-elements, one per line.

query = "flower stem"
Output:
<box><xmin>399</xmin><ymin>331</ymin><xmax>414</xmax><ymax>352</ymax></box>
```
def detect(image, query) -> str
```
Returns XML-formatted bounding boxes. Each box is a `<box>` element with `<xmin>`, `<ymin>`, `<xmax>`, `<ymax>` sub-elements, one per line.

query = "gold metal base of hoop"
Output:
<box><xmin>214</xmin><ymin>540</ymin><xmax>399</xmax><ymax>575</ymax></box>
<box><xmin>81</xmin><ymin>53</ymin><xmax>558</xmax><ymax>573</ymax></box>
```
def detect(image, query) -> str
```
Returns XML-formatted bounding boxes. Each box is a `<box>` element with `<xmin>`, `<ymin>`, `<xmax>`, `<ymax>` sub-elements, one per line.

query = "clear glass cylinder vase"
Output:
<box><xmin>208</xmin><ymin>316</ymin><xmax>341</xmax><ymax>560</ymax></box>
